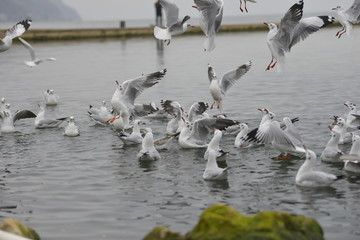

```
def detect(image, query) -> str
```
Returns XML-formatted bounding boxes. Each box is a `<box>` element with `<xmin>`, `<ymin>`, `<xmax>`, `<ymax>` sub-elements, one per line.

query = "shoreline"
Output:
<box><xmin>2</xmin><ymin>22</ymin><xmax>343</xmax><ymax>41</ymax></box>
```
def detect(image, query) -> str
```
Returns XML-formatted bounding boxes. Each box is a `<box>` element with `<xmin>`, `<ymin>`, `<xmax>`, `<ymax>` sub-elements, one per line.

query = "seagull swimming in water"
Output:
<box><xmin>341</xmin><ymin>134</ymin><xmax>360</xmax><ymax>173</ymax></box>
<box><xmin>137</xmin><ymin>128</ymin><xmax>161</xmax><ymax>161</ymax></box>
<box><xmin>0</xmin><ymin>103</ymin><xmax>36</xmax><ymax>133</ymax></box>
<box><xmin>320</xmin><ymin>127</ymin><xmax>343</xmax><ymax>163</ymax></box>
<box><xmin>0</xmin><ymin>19</ymin><xmax>31</xmax><ymax>53</ymax></box>
<box><xmin>332</xmin><ymin>0</ymin><xmax>360</xmax><ymax>38</ymax></box>
<box><xmin>44</xmin><ymin>89</ymin><xmax>59</xmax><ymax>106</ymax></box>
<box><xmin>264</xmin><ymin>0</ymin><xmax>335</xmax><ymax>72</ymax></box>
<box><xmin>18</xmin><ymin>37</ymin><xmax>56</xmax><ymax>67</ymax></box>
<box><xmin>35</xmin><ymin>104</ymin><xmax>67</xmax><ymax>129</ymax></box>
<box><xmin>153</xmin><ymin>0</ymin><xmax>192</xmax><ymax>45</ymax></box>
<box><xmin>208</xmin><ymin>61</ymin><xmax>252</xmax><ymax>111</ymax></box>
<box><xmin>296</xmin><ymin>148</ymin><xmax>343</xmax><ymax>187</ymax></box>
<box><xmin>204</xmin><ymin>129</ymin><xmax>227</xmax><ymax>161</ymax></box>
<box><xmin>193</xmin><ymin>0</ymin><xmax>224</xmax><ymax>52</ymax></box>
<box><xmin>119</xmin><ymin>119</ymin><xmax>145</xmax><ymax>145</ymax></box>
<box><xmin>203</xmin><ymin>149</ymin><xmax>228</xmax><ymax>180</ymax></box>
<box><xmin>64</xmin><ymin>116</ymin><xmax>80</xmax><ymax>137</ymax></box>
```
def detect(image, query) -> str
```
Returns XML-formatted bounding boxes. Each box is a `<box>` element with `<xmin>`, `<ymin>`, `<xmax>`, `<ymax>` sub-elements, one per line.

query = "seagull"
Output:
<box><xmin>193</xmin><ymin>0</ymin><xmax>224</xmax><ymax>52</ymax></box>
<box><xmin>204</xmin><ymin>129</ymin><xmax>227</xmax><ymax>161</ymax></box>
<box><xmin>110</xmin><ymin>69</ymin><xmax>167</xmax><ymax>117</ymax></box>
<box><xmin>320</xmin><ymin>127</ymin><xmax>343</xmax><ymax>163</ymax></box>
<box><xmin>119</xmin><ymin>119</ymin><xmax>145</xmax><ymax>145</ymax></box>
<box><xmin>234</xmin><ymin>123</ymin><xmax>254</xmax><ymax>148</ymax></box>
<box><xmin>18</xmin><ymin>37</ymin><xmax>56</xmax><ymax>67</ymax></box>
<box><xmin>296</xmin><ymin>148</ymin><xmax>342</xmax><ymax>187</ymax></box>
<box><xmin>64</xmin><ymin>116</ymin><xmax>80</xmax><ymax>137</ymax></box>
<box><xmin>264</xmin><ymin>0</ymin><xmax>335</xmax><ymax>71</ymax></box>
<box><xmin>43</xmin><ymin>89</ymin><xmax>59</xmax><ymax>106</ymax></box>
<box><xmin>153</xmin><ymin>0</ymin><xmax>192</xmax><ymax>45</ymax></box>
<box><xmin>203</xmin><ymin>149</ymin><xmax>228</xmax><ymax>180</ymax></box>
<box><xmin>239</xmin><ymin>0</ymin><xmax>256</xmax><ymax>13</ymax></box>
<box><xmin>35</xmin><ymin>104</ymin><xmax>67</xmax><ymax>129</ymax></box>
<box><xmin>255</xmin><ymin>113</ymin><xmax>306</xmax><ymax>159</ymax></box>
<box><xmin>133</xmin><ymin>102</ymin><xmax>159</xmax><ymax>117</ymax></box>
<box><xmin>179</xmin><ymin>117</ymin><xmax>238</xmax><ymax>148</ymax></box>
<box><xmin>88</xmin><ymin>101</ymin><xmax>113</xmax><ymax>125</ymax></box>
<box><xmin>332</xmin><ymin>0</ymin><xmax>360</xmax><ymax>38</ymax></box>
<box><xmin>208</xmin><ymin>61</ymin><xmax>252</xmax><ymax>111</ymax></box>
<box><xmin>160</xmin><ymin>100</ymin><xmax>188</xmax><ymax>135</ymax></box>
<box><xmin>105</xmin><ymin>110</ymin><xmax>131</xmax><ymax>131</ymax></box>
<box><xmin>137</xmin><ymin>128</ymin><xmax>161</xmax><ymax>161</ymax></box>
<box><xmin>342</xmin><ymin>134</ymin><xmax>360</xmax><ymax>173</ymax></box>
<box><xmin>0</xmin><ymin>19</ymin><xmax>31</xmax><ymax>53</ymax></box>
<box><xmin>332</xmin><ymin>116</ymin><xmax>352</xmax><ymax>144</ymax></box>
<box><xmin>0</xmin><ymin>104</ymin><xmax>36</xmax><ymax>133</ymax></box>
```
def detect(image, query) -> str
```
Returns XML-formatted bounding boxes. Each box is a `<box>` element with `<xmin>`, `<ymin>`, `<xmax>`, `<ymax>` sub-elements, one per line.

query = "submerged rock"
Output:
<box><xmin>0</xmin><ymin>218</ymin><xmax>40</xmax><ymax>240</ymax></box>
<box><xmin>144</xmin><ymin>204</ymin><xmax>324</xmax><ymax>240</ymax></box>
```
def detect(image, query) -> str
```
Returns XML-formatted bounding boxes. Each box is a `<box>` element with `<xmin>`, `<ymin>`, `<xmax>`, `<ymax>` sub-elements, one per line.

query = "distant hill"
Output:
<box><xmin>0</xmin><ymin>0</ymin><xmax>81</xmax><ymax>22</ymax></box>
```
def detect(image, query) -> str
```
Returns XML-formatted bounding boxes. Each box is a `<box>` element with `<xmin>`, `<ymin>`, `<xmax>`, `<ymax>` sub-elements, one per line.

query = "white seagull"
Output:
<box><xmin>110</xmin><ymin>69</ymin><xmax>167</xmax><ymax>117</ymax></box>
<box><xmin>342</xmin><ymin>134</ymin><xmax>360</xmax><ymax>173</ymax></box>
<box><xmin>64</xmin><ymin>116</ymin><xmax>80</xmax><ymax>137</ymax></box>
<box><xmin>137</xmin><ymin>128</ymin><xmax>161</xmax><ymax>161</ymax></box>
<box><xmin>160</xmin><ymin>100</ymin><xmax>187</xmax><ymax>135</ymax></box>
<box><xmin>88</xmin><ymin>101</ymin><xmax>113</xmax><ymax>125</ymax></box>
<box><xmin>320</xmin><ymin>127</ymin><xmax>343</xmax><ymax>163</ymax></box>
<box><xmin>204</xmin><ymin>129</ymin><xmax>227</xmax><ymax>161</ymax></box>
<box><xmin>0</xmin><ymin>19</ymin><xmax>31</xmax><ymax>53</ymax></box>
<box><xmin>296</xmin><ymin>148</ymin><xmax>342</xmax><ymax>187</ymax></box>
<box><xmin>203</xmin><ymin>149</ymin><xmax>228</xmax><ymax>180</ymax></box>
<box><xmin>208</xmin><ymin>61</ymin><xmax>252</xmax><ymax>111</ymax></box>
<box><xmin>0</xmin><ymin>104</ymin><xmax>36</xmax><ymax>133</ymax></box>
<box><xmin>179</xmin><ymin>117</ymin><xmax>238</xmax><ymax>148</ymax></box>
<box><xmin>193</xmin><ymin>0</ymin><xmax>224</xmax><ymax>52</ymax></box>
<box><xmin>154</xmin><ymin>0</ymin><xmax>192</xmax><ymax>45</ymax></box>
<box><xmin>35</xmin><ymin>104</ymin><xmax>67</xmax><ymax>129</ymax></box>
<box><xmin>119</xmin><ymin>119</ymin><xmax>145</xmax><ymax>145</ymax></box>
<box><xmin>234</xmin><ymin>123</ymin><xmax>253</xmax><ymax>148</ymax></box>
<box><xmin>18</xmin><ymin>37</ymin><xmax>56</xmax><ymax>67</ymax></box>
<box><xmin>43</xmin><ymin>89</ymin><xmax>59</xmax><ymax>106</ymax></box>
<box><xmin>332</xmin><ymin>0</ymin><xmax>360</xmax><ymax>38</ymax></box>
<box><xmin>264</xmin><ymin>0</ymin><xmax>335</xmax><ymax>71</ymax></box>
<box><xmin>239</xmin><ymin>0</ymin><xmax>256</xmax><ymax>13</ymax></box>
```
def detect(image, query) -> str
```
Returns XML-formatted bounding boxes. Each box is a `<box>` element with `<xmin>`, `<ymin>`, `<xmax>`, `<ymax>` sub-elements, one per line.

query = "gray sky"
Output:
<box><xmin>62</xmin><ymin>0</ymin><xmax>352</xmax><ymax>21</ymax></box>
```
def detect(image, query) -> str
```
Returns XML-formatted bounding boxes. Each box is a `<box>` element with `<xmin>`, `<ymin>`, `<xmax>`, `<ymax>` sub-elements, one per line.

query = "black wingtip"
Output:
<box><xmin>19</xmin><ymin>19</ymin><xmax>32</xmax><ymax>31</ymax></box>
<box><xmin>317</xmin><ymin>16</ymin><xmax>336</xmax><ymax>28</ymax></box>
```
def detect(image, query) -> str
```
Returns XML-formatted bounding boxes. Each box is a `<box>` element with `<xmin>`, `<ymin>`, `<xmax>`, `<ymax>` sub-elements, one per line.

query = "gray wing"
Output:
<box><xmin>190</xmin><ymin>118</ymin><xmax>238</xmax><ymax>143</ymax></box>
<box><xmin>256</xmin><ymin>121</ymin><xmax>296</xmax><ymax>148</ymax></box>
<box><xmin>219</xmin><ymin>61</ymin><xmax>252</xmax><ymax>94</ymax></box>
<box><xmin>345</xmin><ymin>0</ymin><xmax>360</xmax><ymax>23</ymax></box>
<box><xmin>5</xmin><ymin>19</ymin><xmax>32</xmax><ymax>39</ymax></box>
<box><xmin>161</xmin><ymin>100</ymin><xmax>181</xmax><ymax>116</ymax></box>
<box><xmin>13</xmin><ymin>110</ymin><xmax>36</xmax><ymax>122</ymax></box>
<box><xmin>282</xmin><ymin>117</ymin><xmax>303</xmax><ymax>147</ymax></box>
<box><xmin>214</xmin><ymin>4</ymin><xmax>224</xmax><ymax>32</ymax></box>
<box><xmin>18</xmin><ymin>37</ymin><xmax>36</xmax><ymax>60</ymax></box>
<box><xmin>188</xmin><ymin>102</ymin><xmax>208</xmax><ymax>122</ymax></box>
<box><xmin>194</xmin><ymin>0</ymin><xmax>223</xmax><ymax>36</ymax></box>
<box><xmin>273</xmin><ymin>0</ymin><xmax>303</xmax><ymax>52</ymax></box>
<box><xmin>122</xmin><ymin>69</ymin><xmax>167</xmax><ymax>105</ymax></box>
<box><xmin>159</xmin><ymin>0</ymin><xmax>179</xmax><ymax>27</ymax></box>
<box><xmin>288</xmin><ymin>16</ymin><xmax>335</xmax><ymax>50</ymax></box>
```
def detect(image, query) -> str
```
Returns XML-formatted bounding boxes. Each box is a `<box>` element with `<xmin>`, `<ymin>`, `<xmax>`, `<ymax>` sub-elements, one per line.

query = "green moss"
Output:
<box><xmin>0</xmin><ymin>218</ymin><xmax>41</xmax><ymax>240</ymax></box>
<box><xmin>143</xmin><ymin>226</ymin><xmax>185</xmax><ymax>240</ymax></box>
<box><xmin>185</xmin><ymin>204</ymin><xmax>324</xmax><ymax>240</ymax></box>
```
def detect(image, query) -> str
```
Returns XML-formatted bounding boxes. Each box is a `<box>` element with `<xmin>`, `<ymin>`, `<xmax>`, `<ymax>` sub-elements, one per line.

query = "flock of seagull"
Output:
<box><xmin>0</xmin><ymin>0</ymin><xmax>360</xmax><ymax>188</ymax></box>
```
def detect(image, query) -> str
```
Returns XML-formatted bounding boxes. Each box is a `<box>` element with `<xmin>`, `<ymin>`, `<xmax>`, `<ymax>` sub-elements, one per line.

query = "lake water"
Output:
<box><xmin>0</xmin><ymin>27</ymin><xmax>360</xmax><ymax>240</ymax></box>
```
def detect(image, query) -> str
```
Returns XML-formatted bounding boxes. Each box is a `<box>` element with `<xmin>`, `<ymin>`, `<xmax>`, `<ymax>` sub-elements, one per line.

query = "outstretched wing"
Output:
<box><xmin>18</xmin><ymin>37</ymin><xmax>36</xmax><ymax>61</ymax></box>
<box><xmin>219</xmin><ymin>61</ymin><xmax>252</xmax><ymax>94</ymax></box>
<box><xmin>194</xmin><ymin>0</ymin><xmax>223</xmax><ymax>36</ymax></box>
<box><xmin>288</xmin><ymin>16</ymin><xmax>335</xmax><ymax>50</ymax></box>
<box><xmin>188</xmin><ymin>102</ymin><xmax>208</xmax><ymax>122</ymax></box>
<box><xmin>5</xmin><ymin>19</ymin><xmax>32</xmax><ymax>39</ymax></box>
<box><xmin>13</xmin><ymin>110</ymin><xmax>36</xmax><ymax>122</ymax></box>
<box><xmin>159</xmin><ymin>0</ymin><xmax>180</xmax><ymax>27</ymax></box>
<box><xmin>345</xmin><ymin>0</ymin><xmax>360</xmax><ymax>23</ymax></box>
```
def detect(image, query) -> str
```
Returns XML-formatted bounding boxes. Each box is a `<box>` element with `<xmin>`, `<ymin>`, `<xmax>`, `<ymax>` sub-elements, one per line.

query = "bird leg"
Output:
<box><xmin>266</xmin><ymin>58</ymin><xmax>274</xmax><ymax>71</ymax></box>
<box><xmin>164</xmin><ymin>39</ymin><xmax>171</xmax><ymax>45</ymax></box>
<box><xmin>239</xmin><ymin>0</ymin><xmax>244</xmax><ymax>12</ymax></box>
<box><xmin>270</xmin><ymin>60</ymin><xmax>277</xmax><ymax>68</ymax></box>
<box><xmin>338</xmin><ymin>29</ymin><xmax>347</xmax><ymax>39</ymax></box>
<box><xmin>210</xmin><ymin>101</ymin><xmax>215</xmax><ymax>109</ymax></box>
<box><xmin>273</xmin><ymin>153</ymin><xmax>292</xmax><ymax>160</ymax></box>
<box><xmin>244</xmin><ymin>0</ymin><xmax>248</xmax><ymax>13</ymax></box>
<box><xmin>335</xmin><ymin>27</ymin><xmax>344</xmax><ymax>37</ymax></box>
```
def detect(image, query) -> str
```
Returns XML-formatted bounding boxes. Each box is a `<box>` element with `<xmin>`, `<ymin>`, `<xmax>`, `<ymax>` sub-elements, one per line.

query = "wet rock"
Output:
<box><xmin>143</xmin><ymin>226</ymin><xmax>185</xmax><ymax>240</ymax></box>
<box><xmin>0</xmin><ymin>218</ymin><xmax>40</xmax><ymax>240</ymax></box>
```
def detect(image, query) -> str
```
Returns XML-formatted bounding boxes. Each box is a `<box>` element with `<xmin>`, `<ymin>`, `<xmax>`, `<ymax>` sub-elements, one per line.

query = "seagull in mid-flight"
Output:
<box><xmin>18</xmin><ymin>37</ymin><xmax>56</xmax><ymax>67</ymax></box>
<box><xmin>207</xmin><ymin>61</ymin><xmax>252</xmax><ymax>111</ymax></box>
<box><xmin>239</xmin><ymin>0</ymin><xmax>256</xmax><ymax>13</ymax></box>
<box><xmin>0</xmin><ymin>19</ymin><xmax>31</xmax><ymax>53</ymax></box>
<box><xmin>332</xmin><ymin>0</ymin><xmax>360</xmax><ymax>38</ymax></box>
<box><xmin>153</xmin><ymin>0</ymin><xmax>192</xmax><ymax>45</ymax></box>
<box><xmin>193</xmin><ymin>0</ymin><xmax>224</xmax><ymax>52</ymax></box>
<box><xmin>264</xmin><ymin>0</ymin><xmax>335</xmax><ymax>72</ymax></box>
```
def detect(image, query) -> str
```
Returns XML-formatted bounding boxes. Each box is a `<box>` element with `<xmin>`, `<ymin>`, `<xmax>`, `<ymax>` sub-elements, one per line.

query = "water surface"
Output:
<box><xmin>0</xmin><ymin>29</ymin><xmax>360</xmax><ymax>239</ymax></box>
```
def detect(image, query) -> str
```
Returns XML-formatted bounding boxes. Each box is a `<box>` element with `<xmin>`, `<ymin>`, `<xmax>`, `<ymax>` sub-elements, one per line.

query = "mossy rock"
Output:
<box><xmin>143</xmin><ymin>226</ymin><xmax>185</xmax><ymax>240</ymax></box>
<box><xmin>185</xmin><ymin>204</ymin><xmax>324</xmax><ymax>240</ymax></box>
<box><xmin>0</xmin><ymin>218</ymin><xmax>40</xmax><ymax>240</ymax></box>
